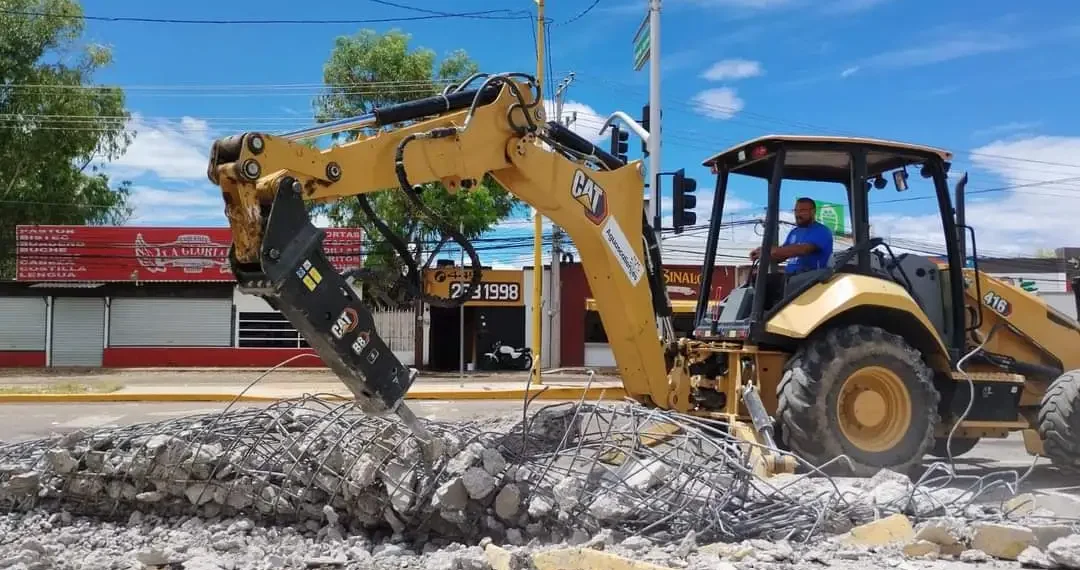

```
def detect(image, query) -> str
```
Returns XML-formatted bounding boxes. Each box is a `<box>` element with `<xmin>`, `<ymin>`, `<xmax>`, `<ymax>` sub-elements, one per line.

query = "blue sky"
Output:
<box><xmin>78</xmin><ymin>0</ymin><xmax>1080</xmax><ymax>265</ymax></box>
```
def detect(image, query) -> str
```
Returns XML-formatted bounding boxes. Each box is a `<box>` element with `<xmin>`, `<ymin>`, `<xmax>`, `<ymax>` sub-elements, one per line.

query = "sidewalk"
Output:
<box><xmin>0</xmin><ymin>368</ymin><xmax>626</xmax><ymax>403</ymax></box>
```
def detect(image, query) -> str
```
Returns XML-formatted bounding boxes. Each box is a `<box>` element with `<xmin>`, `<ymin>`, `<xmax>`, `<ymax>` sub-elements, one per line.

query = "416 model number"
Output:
<box><xmin>982</xmin><ymin>290</ymin><xmax>1012</xmax><ymax>316</ymax></box>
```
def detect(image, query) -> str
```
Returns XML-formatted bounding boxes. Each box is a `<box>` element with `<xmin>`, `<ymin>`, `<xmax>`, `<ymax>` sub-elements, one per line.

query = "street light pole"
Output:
<box><xmin>530</xmin><ymin>0</ymin><xmax>546</xmax><ymax>385</ymax></box>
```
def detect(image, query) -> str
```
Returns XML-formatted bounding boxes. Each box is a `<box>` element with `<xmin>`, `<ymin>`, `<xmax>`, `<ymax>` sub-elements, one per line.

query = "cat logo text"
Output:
<box><xmin>570</xmin><ymin>170</ymin><xmax>608</xmax><ymax>225</ymax></box>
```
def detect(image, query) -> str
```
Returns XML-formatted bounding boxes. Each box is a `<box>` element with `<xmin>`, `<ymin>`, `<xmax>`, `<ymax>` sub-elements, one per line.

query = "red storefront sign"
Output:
<box><xmin>14</xmin><ymin>225</ymin><xmax>362</xmax><ymax>282</ymax></box>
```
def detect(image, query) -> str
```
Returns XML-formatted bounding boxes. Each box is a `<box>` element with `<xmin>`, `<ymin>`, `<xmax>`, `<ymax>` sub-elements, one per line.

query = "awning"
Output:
<box><xmin>585</xmin><ymin>298</ymin><xmax>698</xmax><ymax>313</ymax></box>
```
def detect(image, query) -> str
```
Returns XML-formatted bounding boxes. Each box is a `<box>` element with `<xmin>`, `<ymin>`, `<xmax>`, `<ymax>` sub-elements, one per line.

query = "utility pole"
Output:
<box><xmin>549</xmin><ymin>226</ymin><xmax>563</xmax><ymax>368</ymax></box>
<box><xmin>459</xmin><ymin>222</ymin><xmax>465</xmax><ymax>379</ymax></box>
<box><xmin>531</xmin><ymin>0</ymin><xmax>545</xmax><ymax>385</ymax></box>
<box><xmin>648</xmin><ymin>0</ymin><xmax>662</xmax><ymax>249</ymax></box>
<box><xmin>547</xmin><ymin>72</ymin><xmax>574</xmax><ymax>370</ymax></box>
<box><xmin>413</xmin><ymin>238</ymin><xmax>424</xmax><ymax>371</ymax></box>
<box><xmin>554</xmin><ymin>72</ymin><xmax>575</xmax><ymax>125</ymax></box>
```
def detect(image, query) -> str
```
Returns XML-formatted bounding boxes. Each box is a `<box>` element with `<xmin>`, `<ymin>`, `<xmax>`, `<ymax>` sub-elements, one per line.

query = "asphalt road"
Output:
<box><xmin>1</xmin><ymin>401</ymin><xmax>1076</xmax><ymax>515</ymax></box>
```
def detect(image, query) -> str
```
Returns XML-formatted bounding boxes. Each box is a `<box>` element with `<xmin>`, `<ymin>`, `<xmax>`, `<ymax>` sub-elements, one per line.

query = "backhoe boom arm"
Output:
<box><xmin>205</xmin><ymin>74</ymin><xmax>677</xmax><ymax>415</ymax></box>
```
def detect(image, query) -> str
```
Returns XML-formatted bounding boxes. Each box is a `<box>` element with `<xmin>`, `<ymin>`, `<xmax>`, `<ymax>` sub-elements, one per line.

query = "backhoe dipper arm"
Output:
<box><xmin>205</xmin><ymin>73</ymin><xmax>677</xmax><ymax>415</ymax></box>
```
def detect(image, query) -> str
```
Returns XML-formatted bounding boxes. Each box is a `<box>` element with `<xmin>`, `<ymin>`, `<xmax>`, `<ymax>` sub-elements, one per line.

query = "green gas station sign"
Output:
<box><xmin>814</xmin><ymin>200</ymin><xmax>846</xmax><ymax>236</ymax></box>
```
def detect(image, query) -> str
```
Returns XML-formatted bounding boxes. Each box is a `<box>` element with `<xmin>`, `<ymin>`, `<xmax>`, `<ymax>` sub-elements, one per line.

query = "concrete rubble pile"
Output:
<box><xmin>0</xmin><ymin>396</ymin><xmax>1078</xmax><ymax>569</ymax></box>
<box><xmin>0</xmin><ymin>398</ymin><xmax>858</xmax><ymax>545</ymax></box>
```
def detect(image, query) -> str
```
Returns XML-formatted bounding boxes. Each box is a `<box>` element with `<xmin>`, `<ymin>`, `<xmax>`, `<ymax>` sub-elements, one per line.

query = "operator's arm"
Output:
<box><xmin>760</xmin><ymin>226</ymin><xmax>830</xmax><ymax>262</ymax></box>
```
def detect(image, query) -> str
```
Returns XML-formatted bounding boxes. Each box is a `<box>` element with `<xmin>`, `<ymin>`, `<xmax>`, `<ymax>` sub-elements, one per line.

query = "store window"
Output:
<box><xmin>237</xmin><ymin>311</ymin><xmax>308</xmax><ymax>348</ymax></box>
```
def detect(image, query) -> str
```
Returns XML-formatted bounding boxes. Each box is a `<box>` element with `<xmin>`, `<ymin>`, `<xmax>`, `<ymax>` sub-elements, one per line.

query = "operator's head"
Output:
<box><xmin>794</xmin><ymin>197</ymin><xmax>816</xmax><ymax>227</ymax></box>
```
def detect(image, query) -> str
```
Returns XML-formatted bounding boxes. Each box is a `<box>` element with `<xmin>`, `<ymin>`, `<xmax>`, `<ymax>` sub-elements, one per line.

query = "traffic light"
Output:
<box><xmin>610</xmin><ymin>124</ymin><xmax>629</xmax><ymax>163</ymax></box>
<box><xmin>640</xmin><ymin>104</ymin><xmax>661</xmax><ymax>157</ymax></box>
<box><xmin>671</xmin><ymin>168</ymin><xmax>698</xmax><ymax>234</ymax></box>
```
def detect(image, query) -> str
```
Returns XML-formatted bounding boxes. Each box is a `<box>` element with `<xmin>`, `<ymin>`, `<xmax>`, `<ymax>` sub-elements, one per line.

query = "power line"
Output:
<box><xmin>558</xmin><ymin>0</ymin><xmax>600</xmax><ymax>25</ymax></box>
<box><xmin>0</xmin><ymin>7</ymin><xmax>531</xmax><ymax>24</ymax></box>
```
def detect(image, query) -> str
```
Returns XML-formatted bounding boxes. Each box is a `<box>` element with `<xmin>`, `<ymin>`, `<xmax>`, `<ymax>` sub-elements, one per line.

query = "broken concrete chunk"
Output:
<box><xmin>1030</xmin><ymin>525</ymin><xmax>1076</xmax><ymax>550</ymax></box>
<box><xmin>971</xmin><ymin>522</ymin><xmax>1036</xmax><ymax>560</ymax></box>
<box><xmin>960</xmin><ymin>549</ymin><xmax>991</xmax><ymax>563</ymax></box>
<box><xmin>622</xmin><ymin>458</ymin><xmax>671</xmax><ymax>492</ymax></box>
<box><xmin>1005</xmin><ymin>493</ymin><xmax>1039</xmax><ymax>517</ymax></box>
<box><xmin>527</xmin><ymin>495</ymin><xmax>554</xmax><ymax>519</ymax></box>
<box><xmin>552</xmin><ymin>478</ymin><xmax>583</xmax><ymax>511</ymax></box>
<box><xmin>481</xmin><ymin>448</ymin><xmax>506</xmax><ymax>476</ymax></box>
<box><xmin>485</xmin><ymin>544</ymin><xmax>527</xmax><ymax>570</ymax></box>
<box><xmin>533</xmin><ymin>547</ymin><xmax>678</xmax><ymax>570</ymax></box>
<box><xmin>461</xmin><ymin>467</ymin><xmax>496</xmax><ymax>500</ymax></box>
<box><xmin>1047</xmin><ymin>534</ymin><xmax>1080</xmax><ymax>569</ymax></box>
<box><xmin>1018</xmin><ymin>546</ymin><xmax>1058</xmax><ymax>569</ymax></box>
<box><xmin>45</xmin><ymin>449</ymin><xmax>79</xmax><ymax>474</ymax></box>
<box><xmin>903</xmin><ymin>540</ymin><xmax>941</xmax><ymax>558</ymax></box>
<box><xmin>588</xmin><ymin>493</ymin><xmax>632</xmax><ymax>522</ymax></box>
<box><xmin>493</xmin><ymin>484</ymin><xmax>521</xmax><ymax>521</ymax></box>
<box><xmin>845</xmin><ymin>514</ymin><xmax>915</xmax><ymax>546</ymax></box>
<box><xmin>913</xmin><ymin>516</ymin><xmax>967</xmax><ymax>547</ymax></box>
<box><xmin>433</xmin><ymin>478</ymin><xmax>469</xmax><ymax>511</ymax></box>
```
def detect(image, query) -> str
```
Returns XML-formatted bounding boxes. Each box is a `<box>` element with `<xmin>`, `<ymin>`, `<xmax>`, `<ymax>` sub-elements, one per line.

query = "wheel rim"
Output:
<box><xmin>836</xmin><ymin>365</ymin><xmax>912</xmax><ymax>453</ymax></box>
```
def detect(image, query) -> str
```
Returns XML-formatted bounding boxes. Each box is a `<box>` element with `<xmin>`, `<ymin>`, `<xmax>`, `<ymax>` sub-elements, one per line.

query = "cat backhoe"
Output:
<box><xmin>205</xmin><ymin>72</ymin><xmax>1080</xmax><ymax>477</ymax></box>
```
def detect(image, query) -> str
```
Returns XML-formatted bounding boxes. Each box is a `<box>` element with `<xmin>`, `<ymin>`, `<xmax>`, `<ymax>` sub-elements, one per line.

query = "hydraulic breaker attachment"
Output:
<box><xmin>227</xmin><ymin>174</ymin><xmax>427</xmax><ymax>436</ymax></box>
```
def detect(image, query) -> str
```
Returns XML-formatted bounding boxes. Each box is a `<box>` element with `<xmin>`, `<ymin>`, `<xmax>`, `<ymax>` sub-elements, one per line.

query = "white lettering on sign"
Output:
<box><xmin>134</xmin><ymin>233</ymin><xmax>231</xmax><ymax>274</ymax></box>
<box><xmin>331</xmin><ymin>307</ymin><xmax>358</xmax><ymax>340</ymax></box>
<box><xmin>351</xmin><ymin>332</ymin><xmax>369</xmax><ymax>355</ymax></box>
<box><xmin>449</xmin><ymin>281</ymin><xmax>521</xmax><ymax>302</ymax></box>
<box><xmin>570</xmin><ymin>170</ymin><xmax>608</xmax><ymax>224</ymax></box>
<box><xmin>602</xmin><ymin>216</ymin><xmax>644</xmax><ymax>286</ymax></box>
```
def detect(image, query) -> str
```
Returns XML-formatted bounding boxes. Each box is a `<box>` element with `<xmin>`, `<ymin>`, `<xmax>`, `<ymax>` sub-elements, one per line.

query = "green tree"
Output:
<box><xmin>311</xmin><ymin>29</ymin><xmax>520</xmax><ymax>292</ymax></box>
<box><xmin>0</xmin><ymin>0</ymin><xmax>133</xmax><ymax>279</ymax></box>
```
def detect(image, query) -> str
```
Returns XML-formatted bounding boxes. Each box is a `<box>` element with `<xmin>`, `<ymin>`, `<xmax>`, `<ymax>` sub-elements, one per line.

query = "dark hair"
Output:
<box><xmin>795</xmin><ymin>197</ymin><xmax>815</xmax><ymax>210</ymax></box>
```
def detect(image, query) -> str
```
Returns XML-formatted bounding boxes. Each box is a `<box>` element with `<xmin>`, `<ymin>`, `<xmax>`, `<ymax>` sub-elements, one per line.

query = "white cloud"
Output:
<box><xmin>127</xmin><ymin>185</ymin><xmax>226</xmax><ymax>225</ymax></box>
<box><xmin>858</xmin><ymin>34</ymin><xmax>1021</xmax><ymax>70</ymax></box>
<box><xmin>701</xmin><ymin>59</ymin><xmax>763</xmax><ymax>81</ymax></box>
<box><xmin>970</xmin><ymin>121</ymin><xmax>1043</xmax><ymax>139</ymax></box>
<box><xmin>840</xmin><ymin>66</ymin><xmax>860</xmax><ymax>78</ymax></box>
<box><xmin>543</xmin><ymin>99</ymin><xmax>609</xmax><ymax>143</ymax></box>
<box><xmin>106</xmin><ymin>113</ymin><xmax>215</xmax><ymax>181</ymax></box>
<box><xmin>691</xmin><ymin>88</ymin><xmax>745</xmax><ymax>120</ymax></box>
<box><xmin>870</xmin><ymin>135</ymin><xmax>1080</xmax><ymax>255</ymax></box>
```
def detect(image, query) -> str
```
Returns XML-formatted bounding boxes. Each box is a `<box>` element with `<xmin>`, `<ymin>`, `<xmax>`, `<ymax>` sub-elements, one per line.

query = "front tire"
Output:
<box><xmin>1037</xmin><ymin>370</ymin><xmax>1080</xmax><ymax>474</ymax></box>
<box><xmin>776</xmin><ymin>324</ymin><xmax>941</xmax><ymax>476</ymax></box>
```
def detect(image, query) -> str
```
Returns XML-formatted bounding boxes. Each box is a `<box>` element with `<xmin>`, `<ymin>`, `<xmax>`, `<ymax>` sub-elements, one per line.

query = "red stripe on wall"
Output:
<box><xmin>559</xmin><ymin>263</ymin><xmax>588</xmax><ymax>367</ymax></box>
<box><xmin>102</xmin><ymin>348</ymin><xmax>326</xmax><ymax>368</ymax></box>
<box><xmin>0</xmin><ymin>351</ymin><xmax>47</xmax><ymax>367</ymax></box>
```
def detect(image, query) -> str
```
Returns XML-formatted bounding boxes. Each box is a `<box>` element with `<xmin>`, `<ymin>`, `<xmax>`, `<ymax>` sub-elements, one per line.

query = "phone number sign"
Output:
<box><xmin>450</xmin><ymin>281</ymin><xmax>521</xmax><ymax>303</ymax></box>
<box><xmin>425</xmin><ymin>268</ymin><xmax>524</xmax><ymax>307</ymax></box>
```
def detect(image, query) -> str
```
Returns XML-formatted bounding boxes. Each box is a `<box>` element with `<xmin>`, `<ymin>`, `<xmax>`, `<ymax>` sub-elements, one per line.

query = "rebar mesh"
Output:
<box><xmin>0</xmin><ymin>395</ymin><xmax>1057</xmax><ymax>545</ymax></box>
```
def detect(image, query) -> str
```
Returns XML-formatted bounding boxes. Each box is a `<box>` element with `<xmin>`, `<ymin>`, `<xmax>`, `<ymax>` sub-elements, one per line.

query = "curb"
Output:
<box><xmin>0</xmin><ymin>385</ymin><xmax>627</xmax><ymax>404</ymax></box>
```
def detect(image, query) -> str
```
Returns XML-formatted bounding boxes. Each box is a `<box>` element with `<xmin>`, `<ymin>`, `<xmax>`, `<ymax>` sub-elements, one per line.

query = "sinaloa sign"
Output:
<box><xmin>814</xmin><ymin>200</ymin><xmax>846</xmax><ymax>236</ymax></box>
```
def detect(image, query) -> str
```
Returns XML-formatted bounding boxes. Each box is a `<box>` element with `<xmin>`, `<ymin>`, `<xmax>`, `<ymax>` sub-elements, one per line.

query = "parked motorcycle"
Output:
<box><xmin>479</xmin><ymin>341</ymin><xmax>533</xmax><ymax>371</ymax></box>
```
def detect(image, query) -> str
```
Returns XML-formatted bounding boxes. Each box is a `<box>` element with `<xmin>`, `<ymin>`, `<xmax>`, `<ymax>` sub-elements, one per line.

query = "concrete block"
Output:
<box><xmin>903</xmin><ymin>540</ymin><xmax>940</xmax><ymax>558</ymax></box>
<box><xmin>532</xmin><ymin>548</ymin><xmax>678</xmax><ymax>570</ymax></box>
<box><xmin>970</xmin><ymin>522</ymin><xmax>1036</xmax><ymax>560</ymax></box>
<box><xmin>844</xmin><ymin>514</ymin><xmax>915</xmax><ymax>547</ymax></box>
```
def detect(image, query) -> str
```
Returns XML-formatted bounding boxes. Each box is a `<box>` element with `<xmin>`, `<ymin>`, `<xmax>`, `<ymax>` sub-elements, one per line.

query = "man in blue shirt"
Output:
<box><xmin>750</xmin><ymin>197</ymin><xmax>834</xmax><ymax>274</ymax></box>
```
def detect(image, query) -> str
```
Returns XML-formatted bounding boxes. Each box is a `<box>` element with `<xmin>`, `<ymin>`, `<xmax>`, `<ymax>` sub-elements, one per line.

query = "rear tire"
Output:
<box><xmin>1037</xmin><ymin>370</ymin><xmax>1080</xmax><ymax>474</ymax></box>
<box><xmin>776</xmin><ymin>324</ymin><xmax>941</xmax><ymax>477</ymax></box>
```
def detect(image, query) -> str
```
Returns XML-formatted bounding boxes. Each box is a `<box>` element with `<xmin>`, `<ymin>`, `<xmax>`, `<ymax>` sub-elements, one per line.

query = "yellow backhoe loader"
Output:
<box><xmin>204</xmin><ymin>72</ymin><xmax>1080</xmax><ymax>477</ymax></box>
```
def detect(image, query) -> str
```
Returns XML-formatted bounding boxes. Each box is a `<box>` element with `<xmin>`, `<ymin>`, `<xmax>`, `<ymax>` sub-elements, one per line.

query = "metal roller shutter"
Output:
<box><xmin>0</xmin><ymin>297</ymin><xmax>48</xmax><ymax>350</ymax></box>
<box><xmin>52</xmin><ymin>297</ymin><xmax>105</xmax><ymax>366</ymax></box>
<box><xmin>109</xmin><ymin>298</ymin><xmax>233</xmax><ymax>347</ymax></box>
